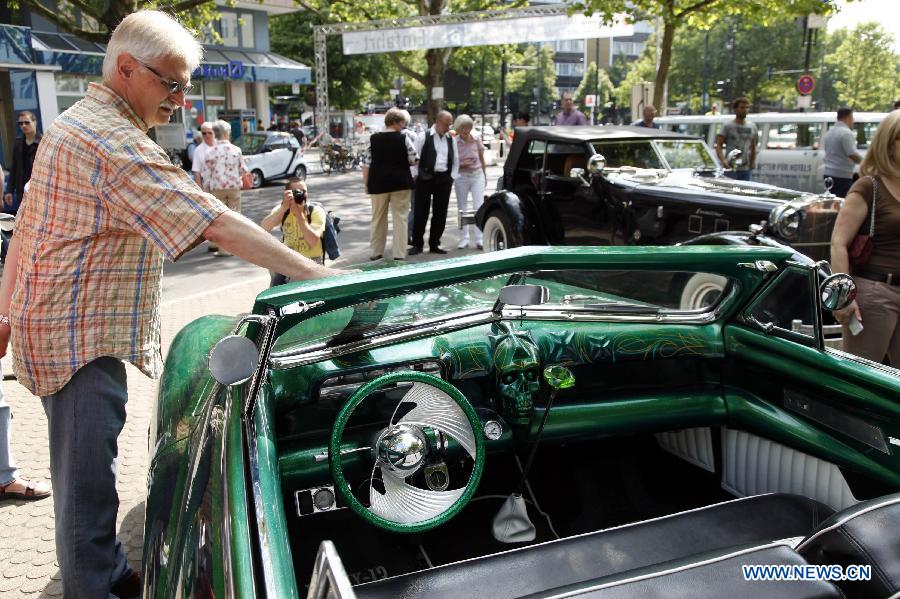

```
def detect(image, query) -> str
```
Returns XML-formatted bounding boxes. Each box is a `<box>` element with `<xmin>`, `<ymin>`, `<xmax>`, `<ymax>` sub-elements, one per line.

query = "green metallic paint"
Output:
<box><xmin>153</xmin><ymin>315</ymin><xmax>238</xmax><ymax>452</ymax></box>
<box><xmin>491</xmin><ymin>324</ymin><xmax>542</xmax><ymax>426</ymax></box>
<box><xmin>329</xmin><ymin>371</ymin><xmax>486</xmax><ymax>533</ymax></box>
<box><xmin>252</xmin><ymin>385</ymin><xmax>301</xmax><ymax>597</ymax></box>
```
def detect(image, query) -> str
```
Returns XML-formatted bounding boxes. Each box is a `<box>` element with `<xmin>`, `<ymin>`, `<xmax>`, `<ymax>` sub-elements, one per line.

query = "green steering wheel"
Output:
<box><xmin>329</xmin><ymin>371</ymin><xmax>485</xmax><ymax>533</ymax></box>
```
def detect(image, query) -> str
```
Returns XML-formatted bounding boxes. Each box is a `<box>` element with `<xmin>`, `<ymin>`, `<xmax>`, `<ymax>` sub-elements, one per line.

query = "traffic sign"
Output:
<box><xmin>796</xmin><ymin>74</ymin><xmax>815</xmax><ymax>95</ymax></box>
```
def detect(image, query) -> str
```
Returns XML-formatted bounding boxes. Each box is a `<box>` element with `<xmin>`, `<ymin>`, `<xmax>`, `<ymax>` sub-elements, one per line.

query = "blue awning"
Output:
<box><xmin>29</xmin><ymin>30</ymin><xmax>310</xmax><ymax>84</ymax></box>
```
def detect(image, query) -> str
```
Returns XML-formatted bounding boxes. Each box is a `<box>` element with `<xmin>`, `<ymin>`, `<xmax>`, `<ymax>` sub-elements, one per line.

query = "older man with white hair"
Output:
<box><xmin>203</xmin><ymin>119</ymin><xmax>249</xmax><ymax>255</ymax></box>
<box><xmin>192</xmin><ymin>120</ymin><xmax>216</xmax><ymax>187</ymax></box>
<box><xmin>0</xmin><ymin>10</ymin><xmax>346</xmax><ymax>597</ymax></box>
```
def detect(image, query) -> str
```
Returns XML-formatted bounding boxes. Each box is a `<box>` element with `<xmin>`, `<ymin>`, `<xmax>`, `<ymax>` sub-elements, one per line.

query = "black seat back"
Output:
<box><xmin>797</xmin><ymin>492</ymin><xmax>900</xmax><ymax>599</ymax></box>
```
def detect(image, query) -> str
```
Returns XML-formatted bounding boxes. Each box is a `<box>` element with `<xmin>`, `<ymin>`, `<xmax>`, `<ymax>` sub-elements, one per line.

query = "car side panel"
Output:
<box><xmin>723</xmin><ymin>324</ymin><xmax>900</xmax><ymax>489</ymax></box>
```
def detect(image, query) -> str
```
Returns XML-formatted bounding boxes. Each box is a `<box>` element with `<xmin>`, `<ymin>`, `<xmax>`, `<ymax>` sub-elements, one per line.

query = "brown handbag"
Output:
<box><xmin>848</xmin><ymin>176</ymin><xmax>877</xmax><ymax>268</ymax></box>
<box><xmin>240</xmin><ymin>171</ymin><xmax>254</xmax><ymax>190</ymax></box>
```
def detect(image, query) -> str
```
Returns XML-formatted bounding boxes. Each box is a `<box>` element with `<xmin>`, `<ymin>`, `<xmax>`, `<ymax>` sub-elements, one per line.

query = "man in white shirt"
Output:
<box><xmin>822</xmin><ymin>107</ymin><xmax>862</xmax><ymax>198</ymax></box>
<box><xmin>191</xmin><ymin>121</ymin><xmax>215</xmax><ymax>187</ymax></box>
<box><xmin>410</xmin><ymin>111</ymin><xmax>459</xmax><ymax>255</ymax></box>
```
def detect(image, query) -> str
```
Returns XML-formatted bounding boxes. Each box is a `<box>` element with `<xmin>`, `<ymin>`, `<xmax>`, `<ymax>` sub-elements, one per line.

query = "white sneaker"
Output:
<box><xmin>457</xmin><ymin>240</ymin><xmax>469</xmax><ymax>249</ymax></box>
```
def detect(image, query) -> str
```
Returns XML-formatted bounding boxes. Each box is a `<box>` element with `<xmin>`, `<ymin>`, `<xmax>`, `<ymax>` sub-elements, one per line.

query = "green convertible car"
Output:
<box><xmin>143</xmin><ymin>246</ymin><xmax>900</xmax><ymax>599</ymax></box>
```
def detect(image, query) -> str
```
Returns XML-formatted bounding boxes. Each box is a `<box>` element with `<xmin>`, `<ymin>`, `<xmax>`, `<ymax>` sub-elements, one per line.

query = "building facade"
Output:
<box><xmin>1</xmin><ymin>0</ymin><xmax>308</xmax><ymax>166</ymax></box>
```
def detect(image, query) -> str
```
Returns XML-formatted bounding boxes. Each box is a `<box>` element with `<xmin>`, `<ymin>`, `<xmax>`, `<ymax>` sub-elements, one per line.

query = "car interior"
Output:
<box><xmin>259</xmin><ymin>273</ymin><xmax>900</xmax><ymax>599</ymax></box>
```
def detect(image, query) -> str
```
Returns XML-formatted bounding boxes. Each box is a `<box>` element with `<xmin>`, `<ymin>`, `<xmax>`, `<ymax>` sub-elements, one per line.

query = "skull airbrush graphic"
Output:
<box><xmin>490</xmin><ymin>324</ymin><xmax>541</xmax><ymax>426</ymax></box>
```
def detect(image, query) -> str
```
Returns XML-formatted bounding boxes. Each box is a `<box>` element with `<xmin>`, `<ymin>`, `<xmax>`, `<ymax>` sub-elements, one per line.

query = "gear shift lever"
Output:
<box><xmin>492</xmin><ymin>366</ymin><xmax>575</xmax><ymax>543</ymax></box>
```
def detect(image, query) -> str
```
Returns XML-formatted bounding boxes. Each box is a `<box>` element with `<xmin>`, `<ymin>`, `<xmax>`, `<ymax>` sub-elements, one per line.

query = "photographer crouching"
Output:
<box><xmin>261</xmin><ymin>177</ymin><xmax>326</xmax><ymax>286</ymax></box>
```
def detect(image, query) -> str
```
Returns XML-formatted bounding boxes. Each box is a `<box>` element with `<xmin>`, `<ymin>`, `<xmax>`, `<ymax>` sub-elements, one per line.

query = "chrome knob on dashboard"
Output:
<box><xmin>376</xmin><ymin>424</ymin><xmax>428</xmax><ymax>474</ymax></box>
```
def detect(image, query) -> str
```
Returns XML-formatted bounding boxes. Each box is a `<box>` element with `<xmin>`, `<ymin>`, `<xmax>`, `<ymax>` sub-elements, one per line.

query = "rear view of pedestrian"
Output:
<box><xmin>452</xmin><ymin>114</ymin><xmax>486</xmax><ymax>249</ymax></box>
<box><xmin>203</xmin><ymin>120</ymin><xmax>249</xmax><ymax>256</ymax></box>
<box><xmin>822</xmin><ymin>108</ymin><xmax>862</xmax><ymax>198</ymax></box>
<box><xmin>363</xmin><ymin>108</ymin><xmax>417</xmax><ymax>261</ymax></box>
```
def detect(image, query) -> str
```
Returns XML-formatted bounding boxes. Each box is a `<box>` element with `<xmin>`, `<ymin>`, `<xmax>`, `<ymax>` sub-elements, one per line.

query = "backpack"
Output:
<box><xmin>281</xmin><ymin>202</ymin><xmax>341</xmax><ymax>261</ymax></box>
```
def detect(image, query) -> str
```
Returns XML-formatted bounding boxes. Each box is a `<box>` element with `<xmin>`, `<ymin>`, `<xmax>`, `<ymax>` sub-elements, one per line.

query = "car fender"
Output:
<box><xmin>475</xmin><ymin>191</ymin><xmax>529</xmax><ymax>239</ymax></box>
<box><xmin>681</xmin><ymin>230</ymin><xmax>815</xmax><ymax>266</ymax></box>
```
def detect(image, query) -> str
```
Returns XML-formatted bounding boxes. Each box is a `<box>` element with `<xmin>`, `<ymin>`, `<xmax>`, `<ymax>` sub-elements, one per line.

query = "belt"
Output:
<box><xmin>855</xmin><ymin>268</ymin><xmax>900</xmax><ymax>286</ymax></box>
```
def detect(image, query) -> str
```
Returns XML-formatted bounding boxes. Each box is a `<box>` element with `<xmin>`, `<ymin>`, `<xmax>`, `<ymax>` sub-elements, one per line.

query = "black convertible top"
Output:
<box><xmin>504</xmin><ymin>126</ymin><xmax>700</xmax><ymax>183</ymax></box>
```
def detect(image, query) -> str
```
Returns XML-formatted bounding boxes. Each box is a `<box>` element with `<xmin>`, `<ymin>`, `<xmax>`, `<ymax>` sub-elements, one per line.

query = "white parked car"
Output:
<box><xmin>234</xmin><ymin>131</ymin><xmax>307</xmax><ymax>188</ymax></box>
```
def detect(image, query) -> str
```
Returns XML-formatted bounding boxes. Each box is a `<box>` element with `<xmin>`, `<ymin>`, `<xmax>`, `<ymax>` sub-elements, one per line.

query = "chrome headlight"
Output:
<box><xmin>769</xmin><ymin>203</ymin><xmax>803</xmax><ymax>239</ymax></box>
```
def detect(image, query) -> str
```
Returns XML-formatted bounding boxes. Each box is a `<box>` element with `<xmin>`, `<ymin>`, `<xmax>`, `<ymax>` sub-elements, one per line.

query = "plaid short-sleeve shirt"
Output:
<box><xmin>10</xmin><ymin>83</ymin><xmax>227</xmax><ymax>396</ymax></box>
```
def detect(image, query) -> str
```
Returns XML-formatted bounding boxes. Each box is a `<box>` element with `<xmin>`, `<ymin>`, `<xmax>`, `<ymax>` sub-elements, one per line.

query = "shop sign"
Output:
<box><xmin>196</xmin><ymin>60</ymin><xmax>245</xmax><ymax>79</ymax></box>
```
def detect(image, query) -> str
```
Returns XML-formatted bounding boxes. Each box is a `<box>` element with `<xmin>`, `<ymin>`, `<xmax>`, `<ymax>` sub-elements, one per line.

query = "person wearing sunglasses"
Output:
<box><xmin>3</xmin><ymin>111</ymin><xmax>40</xmax><ymax>215</ymax></box>
<box><xmin>191</xmin><ymin>121</ymin><xmax>217</xmax><ymax>188</ymax></box>
<box><xmin>0</xmin><ymin>11</ymin><xmax>349</xmax><ymax>598</ymax></box>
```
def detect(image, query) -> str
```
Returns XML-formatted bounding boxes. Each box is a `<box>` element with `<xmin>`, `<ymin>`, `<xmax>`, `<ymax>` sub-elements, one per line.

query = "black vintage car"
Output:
<box><xmin>475</xmin><ymin>126</ymin><xmax>840</xmax><ymax>262</ymax></box>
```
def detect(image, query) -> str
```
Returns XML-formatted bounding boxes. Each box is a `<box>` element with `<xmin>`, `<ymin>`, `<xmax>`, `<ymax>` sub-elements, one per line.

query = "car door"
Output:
<box><xmin>539</xmin><ymin>143</ymin><xmax>602</xmax><ymax>245</ymax></box>
<box><xmin>262</xmin><ymin>136</ymin><xmax>293</xmax><ymax>178</ymax></box>
<box><xmin>723</xmin><ymin>263</ymin><xmax>900</xmax><ymax>501</ymax></box>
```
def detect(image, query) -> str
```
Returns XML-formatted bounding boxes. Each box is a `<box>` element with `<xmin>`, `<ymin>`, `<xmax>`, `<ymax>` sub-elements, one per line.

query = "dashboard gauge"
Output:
<box><xmin>483</xmin><ymin>420</ymin><xmax>503</xmax><ymax>441</ymax></box>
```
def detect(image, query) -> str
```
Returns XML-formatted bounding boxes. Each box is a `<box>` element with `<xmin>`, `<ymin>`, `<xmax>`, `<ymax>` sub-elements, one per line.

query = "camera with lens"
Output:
<box><xmin>292</xmin><ymin>189</ymin><xmax>307</xmax><ymax>203</ymax></box>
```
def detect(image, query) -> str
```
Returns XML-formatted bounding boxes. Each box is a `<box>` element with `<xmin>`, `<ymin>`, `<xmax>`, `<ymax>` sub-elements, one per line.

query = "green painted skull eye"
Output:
<box><xmin>502</xmin><ymin>373</ymin><xmax>517</xmax><ymax>385</ymax></box>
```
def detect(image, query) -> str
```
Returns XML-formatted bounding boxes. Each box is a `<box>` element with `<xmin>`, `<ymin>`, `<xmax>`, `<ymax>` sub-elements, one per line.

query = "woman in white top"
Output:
<box><xmin>452</xmin><ymin>114</ymin><xmax>487</xmax><ymax>249</ymax></box>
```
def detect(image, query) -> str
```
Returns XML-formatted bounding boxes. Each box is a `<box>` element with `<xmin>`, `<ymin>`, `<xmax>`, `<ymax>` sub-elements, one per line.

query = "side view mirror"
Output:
<box><xmin>820</xmin><ymin>273</ymin><xmax>856</xmax><ymax>311</ymax></box>
<box><xmin>726</xmin><ymin>148</ymin><xmax>743</xmax><ymax>169</ymax></box>
<box><xmin>208</xmin><ymin>335</ymin><xmax>259</xmax><ymax>386</ymax></box>
<box><xmin>587</xmin><ymin>154</ymin><xmax>606</xmax><ymax>175</ymax></box>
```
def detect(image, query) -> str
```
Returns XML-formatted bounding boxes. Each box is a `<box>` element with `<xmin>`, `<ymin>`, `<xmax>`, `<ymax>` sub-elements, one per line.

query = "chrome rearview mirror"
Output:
<box><xmin>587</xmin><ymin>154</ymin><xmax>606</xmax><ymax>175</ymax></box>
<box><xmin>208</xmin><ymin>335</ymin><xmax>259</xmax><ymax>386</ymax></box>
<box><xmin>499</xmin><ymin>284</ymin><xmax>549</xmax><ymax>307</ymax></box>
<box><xmin>820</xmin><ymin>273</ymin><xmax>856</xmax><ymax>312</ymax></box>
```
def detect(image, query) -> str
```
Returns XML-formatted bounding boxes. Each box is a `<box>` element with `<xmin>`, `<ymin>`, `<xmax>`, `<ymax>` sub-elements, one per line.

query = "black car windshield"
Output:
<box><xmin>655</xmin><ymin>140</ymin><xmax>717</xmax><ymax>169</ymax></box>
<box><xmin>271</xmin><ymin>269</ymin><xmax>731</xmax><ymax>354</ymax></box>
<box><xmin>234</xmin><ymin>134</ymin><xmax>267</xmax><ymax>154</ymax></box>
<box><xmin>590</xmin><ymin>139</ymin><xmax>715</xmax><ymax>171</ymax></box>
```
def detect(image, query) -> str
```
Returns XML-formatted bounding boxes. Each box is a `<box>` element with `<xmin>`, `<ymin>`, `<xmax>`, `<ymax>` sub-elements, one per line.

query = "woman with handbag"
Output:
<box><xmin>830</xmin><ymin>109</ymin><xmax>900</xmax><ymax>364</ymax></box>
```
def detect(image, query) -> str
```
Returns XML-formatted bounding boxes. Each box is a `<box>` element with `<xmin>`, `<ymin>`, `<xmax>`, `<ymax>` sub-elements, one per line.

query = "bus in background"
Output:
<box><xmin>655</xmin><ymin>112</ymin><xmax>888</xmax><ymax>195</ymax></box>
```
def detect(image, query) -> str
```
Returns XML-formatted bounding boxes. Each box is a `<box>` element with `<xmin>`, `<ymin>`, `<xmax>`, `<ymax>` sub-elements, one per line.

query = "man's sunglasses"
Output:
<box><xmin>17</xmin><ymin>121</ymin><xmax>32</xmax><ymax>126</ymax></box>
<box><xmin>138</xmin><ymin>61</ymin><xmax>194</xmax><ymax>95</ymax></box>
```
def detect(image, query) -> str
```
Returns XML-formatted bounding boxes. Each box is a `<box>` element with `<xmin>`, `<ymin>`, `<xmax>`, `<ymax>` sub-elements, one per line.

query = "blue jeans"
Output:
<box><xmin>725</xmin><ymin>170</ymin><xmax>752</xmax><ymax>181</ymax></box>
<box><xmin>42</xmin><ymin>357</ymin><xmax>133</xmax><ymax>598</ymax></box>
<box><xmin>0</xmin><ymin>365</ymin><xmax>17</xmax><ymax>486</ymax></box>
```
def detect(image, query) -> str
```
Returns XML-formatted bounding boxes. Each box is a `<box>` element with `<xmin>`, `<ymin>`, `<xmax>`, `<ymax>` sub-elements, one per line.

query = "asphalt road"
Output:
<box><xmin>161</xmin><ymin>150</ymin><xmax>506</xmax><ymax>302</ymax></box>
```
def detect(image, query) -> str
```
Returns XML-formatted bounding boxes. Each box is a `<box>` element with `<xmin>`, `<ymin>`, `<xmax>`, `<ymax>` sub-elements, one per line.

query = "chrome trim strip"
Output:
<box><xmin>245</xmin><ymin>415</ymin><xmax>279</xmax><ymax>597</ymax></box>
<box><xmin>498</xmin><ymin>308</ymin><xmax>718</xmax><ymax>323</ymax></box>
<box><xmin>824</xmin><ymin>348</ymin><xmax>900</xmax><ymax>376</ymax></box>
<box><xmin>307</xmin><ymin>541</ymin><xmax>357</xmax><ymax>599</ymax></box>
<box><xmin>795</xmin><ymin>495</ymin><xmax>900</xmax><ymax>552</ymax></box>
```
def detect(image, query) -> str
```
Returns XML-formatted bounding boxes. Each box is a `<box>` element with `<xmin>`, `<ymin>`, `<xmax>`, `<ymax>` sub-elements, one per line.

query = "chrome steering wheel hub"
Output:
<box><xmin>376</xmin><ymin>423</ymin><xmax>429</xmax><ymax>475</ymax></box>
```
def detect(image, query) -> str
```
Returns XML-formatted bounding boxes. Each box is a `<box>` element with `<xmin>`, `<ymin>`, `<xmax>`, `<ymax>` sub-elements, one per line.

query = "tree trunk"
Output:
<box><xmin>425</xmin><ymin>48</ymin><xmax>446</xmax><ymax>125</ymax></box>
<box><xmin>654</xmin><ymin>20</ymin><xmax>676</xmax><ymax>111</ymax></box>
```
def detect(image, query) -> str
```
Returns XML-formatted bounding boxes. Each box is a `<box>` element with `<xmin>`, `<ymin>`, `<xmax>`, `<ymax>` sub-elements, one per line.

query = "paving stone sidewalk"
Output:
<box><xmin>0</xmin><ymin>273</ymin><xmax>271</xmax><ymax>598</ymax></box>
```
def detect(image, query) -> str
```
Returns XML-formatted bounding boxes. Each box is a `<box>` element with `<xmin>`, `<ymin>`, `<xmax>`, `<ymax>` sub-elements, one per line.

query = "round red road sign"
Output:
<box><xmin>796</xmin><ymin>75</ymin><xmax>815</xmax><ymax>95</ymax></box>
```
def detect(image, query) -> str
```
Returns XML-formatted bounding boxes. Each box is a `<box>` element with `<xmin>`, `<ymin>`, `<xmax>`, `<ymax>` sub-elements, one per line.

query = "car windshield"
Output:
<box><xmin>234</xmin><ymin>134</ymin><xmax>267</xmax><ymax>154</ymax></box>
<box><xmin>590</xmin><ymin>139</ymin><xmax>716</xmax><ymax>171</ymax></box>
<box><xmin>655</xmin><ymin>140</ymin><xmax>717</xmax><ymax>169</ymax></box>
<box><xmin>271</xmin><ymin>269</ymin><xmax>732</xmax><ymax>354</ymax></box>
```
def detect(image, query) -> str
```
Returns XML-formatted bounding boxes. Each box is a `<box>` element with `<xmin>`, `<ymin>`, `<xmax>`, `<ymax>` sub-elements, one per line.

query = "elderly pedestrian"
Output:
<box><xmin>3</xmin><ymin>111</ymin><xmax>41</xmax><ymax>215</ymax></box>
<box><xmin>822</xmin><ymin>108</ymin><xmax>863</xmax><ymax>198</ymax></box>
<box><xmin>715</xmin><ymin>97</ymin><xmax>758</xmax><ymax>181</ymax></box>
<box><xmin>452</xmin><ymin>115</ymin><xmax>487</xmax><ymax>249</ymax></box>
<box><xmin>410</xmin><ymin>110</ymin><xmax>459</xmax><ymax>255</ymax></box>
<box><xmin>0</xmin><ymin>11</ymin><xmax>345</xmax><ymax>598</ymax></box>
<box><xmin>203</xmin><ymin>119</ymin><xmax>249</xmax><ymax>256</ymax></box>
<box><xmin>830</xmin><ymin>109</ymin><xmax>900</xmax><ymax>365</ymax></box>
<box><xmin>191</xmin><ymin>120</ymin><xmax>215</xmax><ymax>187</ymax></box>
<box><xmin>362</xmin><ymin>108</ymin><xmax>417</xmax><ymax>261</ymax></box>
<box><xmin>554</xmin><ymin>91</ymin><xmax>588</xmax><ymax>126</ymax></box>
